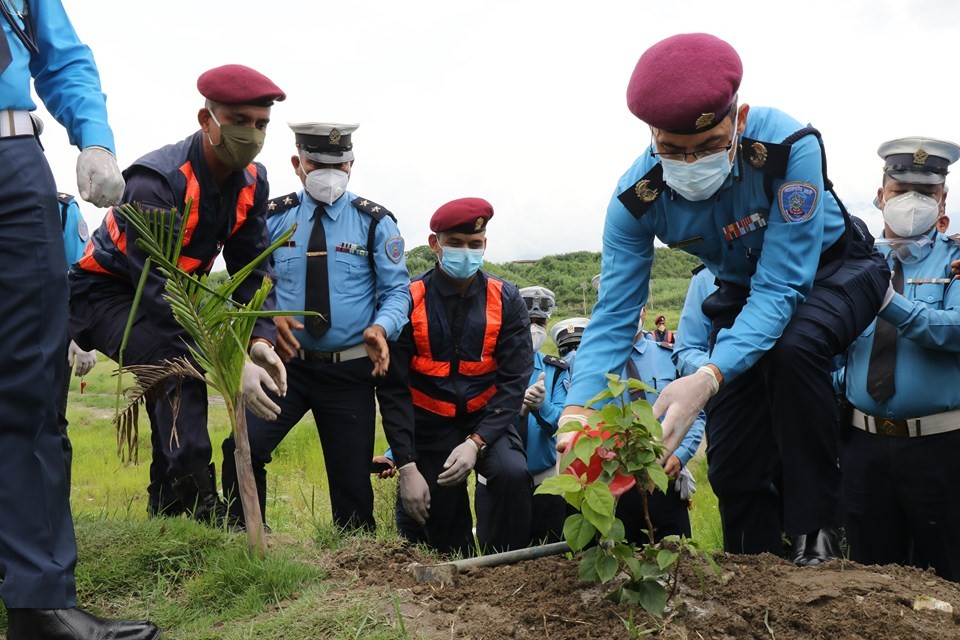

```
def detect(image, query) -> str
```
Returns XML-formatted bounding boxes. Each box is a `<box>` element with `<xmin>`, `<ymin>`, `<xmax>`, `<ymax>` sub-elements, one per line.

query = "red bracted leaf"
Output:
<box><xmin>564</xmin><ymin>425</ymin><xmax>636</xmax><ymax>497</ymax></box>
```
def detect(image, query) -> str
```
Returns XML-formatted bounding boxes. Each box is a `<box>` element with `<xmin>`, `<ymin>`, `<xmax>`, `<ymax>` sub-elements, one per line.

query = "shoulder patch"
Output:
<box><xmin>57</xmin><ymin>192</ymin><xmax>75</xmax><ymax>205</ymax></box>
<box><xmin>740</xmin><ymin>137</ymin><xmax>791</xmax><ymax>178</ymax></box>
<box><xmin>352</xmin><ymin>196</ymin><xmax>396</xmax><ymax>222</ymax></box>
<box><xmin>385</xmin><ymin>235</ymin><xmax>404</xmax><ymax>264</ymax></box>
<box><xmin>265</xmin><ymin>192</ymin><xmax>300</xmax><ymax>216</ymax></box>
<box><xmin>542</xmin><ymin>355</ymin><xmax>569</xmax><ymax>371</ymax></box>
<box><xmin>617</xmin><ymin>164</ymin><xmax>665</xmax><ymax>220</ymax></box>
<box><xmin>778</xmin><ymin>182</ymin><xmax>819</xmax><ymax>223</ymax></box>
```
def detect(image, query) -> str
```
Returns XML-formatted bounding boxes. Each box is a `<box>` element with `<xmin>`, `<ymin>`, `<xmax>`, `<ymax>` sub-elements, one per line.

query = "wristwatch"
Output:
<box><xmin>466</xmin><ymin>433</ymin><xmax>488</xmax><ymax>458</ymax></box>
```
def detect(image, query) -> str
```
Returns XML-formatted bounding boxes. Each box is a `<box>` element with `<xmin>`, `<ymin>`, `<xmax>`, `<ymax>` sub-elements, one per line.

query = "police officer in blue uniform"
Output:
<box><xmin>672</xmin><ymin>265</ymin><xmax>718</xmax><ymax>378</ymax></box>
<box><xmin>221</xmin><ymin>122</ymin><xmax>412</xmax><ymax>532</ymax></box>
<box><xmin>70</xmin><ymin>64</ymin><xmax>288</xmax><ymax>527</ymax></box>
<box><xmin>57</xmin><ymin>192</ymin><xmax>97</xmax><ymax>488</ymax></box>
<box><xmin>390</xmin><ymin>198</ymin><xmax>533</xmax><ymax>554</ymax></box>
<box><xmin>0</xmin><ymin>1</ymin><xmax>160</xmax><ymax>636</ymax></box>
<box><xmin>561</xmin><ymin>33</ymin><xmax>889</xmax><ymax>565</ymax></box>
<box><xmin>841</xmin><ymin>137</ymin><xmax>960</xmax><ymax>582</ymax></box>
<box><xmin>551</xmin><ymin>317</ymin><xmax>589</xmax><ymax>363</ymax></box>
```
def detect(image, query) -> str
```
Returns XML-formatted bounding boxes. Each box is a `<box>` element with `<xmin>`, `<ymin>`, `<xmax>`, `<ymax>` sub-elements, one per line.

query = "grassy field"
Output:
<box><xmin>7</xmin><ymin>354</ymin><xmax>721</xmax><ymax>638</ymax></box>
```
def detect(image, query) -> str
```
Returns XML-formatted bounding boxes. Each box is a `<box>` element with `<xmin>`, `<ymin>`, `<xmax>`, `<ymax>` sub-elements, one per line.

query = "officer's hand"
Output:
<box><xmin>663</xmin><ymin>453</ymin><xmax>682</xmax><ymax>479</ymax></box>
<box><xmin>952</xmin><ymin>259</ymin><xmax>960</xmax><ymax>279</ymax></box>
<box><xmin>241</xmin><ymin>361</ymin><xmax>283</xmax><ymax>421</ymax></box>
<box><xmin>652</xmin><ymin>367</ymin><xmax>719</xmax><ymax>456</ymax></box>
<box><xmin>372</xmin><ymin>455</ymin><xmax>397</xmax><ymax>479</ymax></box>
<box><xmin>273</xmin><ymin>316</ymin><xmax>303</xmax><ymax>363</ymax></box>
<box><xmin>523</xmin><ymin>373</ymin><xmax>547</xmax><ymax>410</ymax></box>
<box><xmin>68</xmin><ymin>340</ymin><xmax>97</xmax><ymax>377</ymax></box>
<box><xmin>76</xmin><ymin>146</ymin><xmax>124</xmax><ymax>208</ymax></box>
<box><xmin>250</xmin><ymin>341</ymin><xmax>287</xmax><ymax>397</ymax></box>
<box><xmin>555</xmin><ymin>411</ymin><xmax>589</xmax><ymax>454</ymax></box>
<box><xmin>437</xmin><ymin>440</ymin><xmax>479</xmax><ymax>486</ymax></box>
<box><xmin>675</xmin><ymin>466</ymin><xmax>697</xmax><ymax>501</ymax></box>
<box><xmin>363</xmin><ymin>324</ymin><xmax>389</xmax><ymax>377</ymax></box>
<box><xmin>398</xmin><ymin>463</ymin><xmax>431</xmax><ymax>524</ymax></box>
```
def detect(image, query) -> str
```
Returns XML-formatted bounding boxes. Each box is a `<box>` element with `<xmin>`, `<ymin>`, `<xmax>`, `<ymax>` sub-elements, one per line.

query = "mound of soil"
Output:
<box><xmin>327</xmin><ymin>541</ymin><xmax>960</xmax><ymax>639</ymax></box>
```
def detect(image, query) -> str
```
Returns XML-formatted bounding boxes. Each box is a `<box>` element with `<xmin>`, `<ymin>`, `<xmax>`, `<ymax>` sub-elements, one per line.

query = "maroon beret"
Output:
<box><xmin>626</xmin><ymin>33</ymin><xmax>742</xmax><ymax>134</ymax></box>
<box><xmin>655</xmin><ymin>315</ymin><xmax>666</xmax><ymax>325</ymax></box>
<box><xmin>430</xmin><ymin>197</ymin><xmax>494</xmax><ymax>234</ymax></box>
<box><xmin>197</xmin><ymin>64</ymin><xmax>286</xmax><ymax>106</ymax></box>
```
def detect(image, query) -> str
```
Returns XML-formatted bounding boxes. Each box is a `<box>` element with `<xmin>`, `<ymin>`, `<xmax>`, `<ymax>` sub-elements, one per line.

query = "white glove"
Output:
<box><xmin>523</xmin><ymin>372</ymin><xmax>547</xmax><ymax>410</ymax></box>
<box><xmin>556</xmin><ymin>413</ymin><xmax>588</xmax><ymax>453</ymax></box>
<box><xmin>76</xmin><ymin>146</ymin><xmax>125</xmax><ymax>208</ymax></box>
<box><xmin>676</xmin><ymin>466</ymin><xmax>697</xmax><ymax>501</ymax></box>
<box><xmin>879</xmin><ymin>280</ymin><xmax>896</xmax><ymax>313</ymax></box>
<box><xmin>242</xmin><ymin>361</ymin><xmax>282</xmax><ymax>421</ymax></box>
<box><xmin>652</xmin><ymin>367</ymin><xmax>719</xmax><ymax>455</ymax></box>
<box><xmin>250</xmin><ymin>340</ymin><xmax>287</xmax><ymax>397</ymax></box>
<box><xmin>67</xmin><ymin>340</ymin><xmax>97</xmax><ymax>377</ymax></box>
<box><xmin>437</xmin><ymin>439</ymin><xmax>479</xmax><ymax>486</ymax></box>
<box><xmin>398</xmin><ymin>462</ymin><xmax>431</xmax><ymax>525</ymax></box>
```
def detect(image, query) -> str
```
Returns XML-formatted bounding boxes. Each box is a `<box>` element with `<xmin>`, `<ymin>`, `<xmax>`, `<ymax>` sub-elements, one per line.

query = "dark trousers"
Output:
<box><xmin>0</xmin><ymin>137</ymin><xmax>77</xmax><ymax>608</ymax></box>
<box><xmin>841</xmin><ymin>428</ymin><xmax>960</xmax><ymax>583</ymax></box>
<box><xmin>57</xmin><ymin>349</ymin><xmax>74</xmax><ymax>489</ymax></box>
<box><xmin>222</xmin><ymin>357</ymin><xmax>378</xmax><ymax>531</ymax></box>
<box><xmin>397</xmin><ymin>430</ymin><xmax>532</xmax><ymax>555</ymax></box>
<box><xmin>69</xmin><ymin>282</ymin><xmax>212</xmax><ymax>504</ymax></box>
<box><xmin>617</xmin><ymin>483</ymin><xmax>692</xmax><ymax>545</ymax></box>
<box><xmin>703</xmin><ymin>244</ymin><xmax>889</xmax><ymax>554</ymax></box>
<box><xmin>529</xmin><ymin>484</ymin><xmax>567</xmax><ymax>545</ymax></box>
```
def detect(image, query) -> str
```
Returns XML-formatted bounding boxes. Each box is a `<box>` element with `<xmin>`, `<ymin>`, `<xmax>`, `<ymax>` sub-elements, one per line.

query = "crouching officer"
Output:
<box><xmin>390</xmin><ymin>198</ymin><xmax>534</xmax><ymax>554</ymax></box>
<box><xmin>841</xmin><ymin>137</ymin><xmax>960</xmax><ymax>582</ymax></box>
<box><xmin>221</xmin><ymin>122</ymin><xmax>411</xmax><ymax>532</ymax></box>
<box><xmin>69</xmin><ymin>65</ymin><xmax>288</xmax><ymax>526</ymax></box>
<box><xmin>561</xmin><ymin>33</ymin><xmax>890</xmax><ymax>565</ymax></box>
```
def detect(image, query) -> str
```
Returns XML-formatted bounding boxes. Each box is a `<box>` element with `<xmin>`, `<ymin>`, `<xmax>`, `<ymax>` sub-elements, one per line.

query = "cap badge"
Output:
<box><xmin>695</xmin><ymin>113</ymin><xmax>715</xmax><ymax>130</ymax></box>
<box><xmin>634</xmin><ymin>179</ymin><xmax>659</xmax><ymax>202</ymax></box>
<box><xmin>474</xmin><ymin>217</ymin><xmax>484</xmax><ymax>231</ymax></box>
<box><xmin>748</xmin><ymin>142</ymin><xmax>768</xmax><ymax>169</ymax></box>
<box><xmin>913</xmin><ymin>148</ymin><xmax>928</xmax><ymax>165</ymax></box>
<box><xmin>329</xmin><ymin>129</ymin><xmax>341</xmax><ymax>144</ymax></box>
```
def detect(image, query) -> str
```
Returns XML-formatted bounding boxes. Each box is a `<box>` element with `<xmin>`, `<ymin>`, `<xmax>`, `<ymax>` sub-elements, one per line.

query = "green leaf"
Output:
<box><xmin>585</xmin><ymin>388</ymin><xmax>615</xmax><ymax>408</ymax></box>
<box><xmin>535</xmin><ymin>474</ymin><xmax>582</xmax><ymax>496</ymax></box>
<box><xmin>563</xmin><ymin>489</ymin><xmax>584</xmax><ymax>510</ymax></box>
<box><xmin>581</xmin><ymin>500</ymin><xmax>615</xmax><ymax>536</ymax></box>
<box><xmin>574</xmin><ymin>435</ymin><xmax>601</xmax><ymax>465</ymax></box>
<box><xmin>600</xmin><ymin>403</ymin><xmax>622</xmax><ymax>426</ymax></box>
<box><xmin>584</xmin><ymin>482</ymin><xmax>615</xmax><ymax>520</ymax></box>
<box><xmin>563</xmin><ymin>514</ymin><xmax>597</xmax><ymax>552</ymax></box>
<box><xmin>578</xmin><ymin>546</ymin><xmax>602</xmax><ymax>582</ymax></box>
<box><xmin>602</xmin><ymin>459</ymin><xmax>620</xmax><ymax>475</ymax></box>
<box><xmin>606</xmin><ymin>378</ymin><xmax>626</xmax><ymax>398</ymax></box>
<box><xmin>624</xmin><ymin>557</ymin><xmax>643</xmax><ymax>578</ymax></box>
<box><xmin>596</xmin><ymin>554</ymin><xmax>619</xmax><ymax>583</ymax></box>
<box><xmin>657</xmin><ymin>549</ymin><xmax>679</xmax><ymax>570</ymax></box>
<box><xmin>558</xmin><ymin>447</ymin><xmax>578</xmax><ymax>472</ymax></box>
<box><xmin>606</xmin><ymin>518</ymin><xmax>625</xmax><ymax>544</ymax></box>
<box><xmin>646</xmin><ymin>463</ymin><xmax>670</xmax><ymax>495</ymax></box>
<box><xmin>626</xmin><ymin>579</ymin><xmax>669</xmax><ymax>619</ymax></box>
<box><xmin>626</xmin><ymin>378</ymin><xmax>657</xmax><ymax>394</ymax></box>
<box><xmin>557</xmin><ymin>420</ymin><xmax>585</xmax><ymax>435</ymax></box>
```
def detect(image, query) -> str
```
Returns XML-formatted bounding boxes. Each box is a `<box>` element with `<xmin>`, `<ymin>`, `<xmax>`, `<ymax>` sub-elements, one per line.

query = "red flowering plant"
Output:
<box><xmin>535</xmin><ymin>374</ymin><xmax>719</xmax><ymax>620</ymax></box>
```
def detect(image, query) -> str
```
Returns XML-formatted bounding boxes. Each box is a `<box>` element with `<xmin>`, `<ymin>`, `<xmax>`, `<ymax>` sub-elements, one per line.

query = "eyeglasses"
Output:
<box><xmin>649</xmin><ymin>142</ymin><xmax>735</xmax><ymax>162</ymax></box>
<box><xmin>523</xmin><ymin>296</ymin><xmax>555</xmax><ymax>314</ymax></box>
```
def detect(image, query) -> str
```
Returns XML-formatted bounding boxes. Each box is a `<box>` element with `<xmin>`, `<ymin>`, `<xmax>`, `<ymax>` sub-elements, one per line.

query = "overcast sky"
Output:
<box><xmin>35</xmin><ymin>0</ymin><xmax>960</xmax><ymax>262</ymax></box>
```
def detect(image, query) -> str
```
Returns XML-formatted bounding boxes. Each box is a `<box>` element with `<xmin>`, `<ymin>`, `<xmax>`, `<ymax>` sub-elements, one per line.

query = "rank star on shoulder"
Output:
<box><xmin>360</xmin><ymin>200</ymin><xmax>370</xmax><ymax>207</ymax></box>
<box><xmin>267</xmin><ymin>201</ymin><xmax>277</xmax><ymax>210</ymax></box>
<box><xmin>283</xmin><ymin>196</ymin><xmax>293</xmax><ymax>205</ymax></box>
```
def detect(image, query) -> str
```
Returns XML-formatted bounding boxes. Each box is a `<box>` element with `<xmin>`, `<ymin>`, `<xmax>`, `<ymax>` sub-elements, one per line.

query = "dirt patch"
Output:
<box><xmin>326</xmin><ymin>540</ymin><xmax>960</xmax><ymax>639</ymax></box>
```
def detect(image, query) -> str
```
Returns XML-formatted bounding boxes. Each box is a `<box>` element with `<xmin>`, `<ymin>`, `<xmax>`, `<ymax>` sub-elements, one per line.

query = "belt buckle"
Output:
<box><xmin>875</xmin><ymin>418</ymin><xmax>909</xmax><ymax>438</ymax></box>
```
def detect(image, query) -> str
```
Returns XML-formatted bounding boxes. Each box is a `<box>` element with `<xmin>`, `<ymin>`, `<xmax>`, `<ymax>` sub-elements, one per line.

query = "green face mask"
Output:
<box><xmin>207</xmin><ymin>110</ymin><xmax>265</xmax><ymax>170</ymax></box>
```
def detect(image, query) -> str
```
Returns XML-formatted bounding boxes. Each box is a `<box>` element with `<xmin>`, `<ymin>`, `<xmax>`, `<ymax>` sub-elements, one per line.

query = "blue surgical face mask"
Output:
<box><xmin>658</xmin><ymin>116</ymin><xmax>738</xmax><ymax>202</ymax></box>
<box><xmin>439</xmin><ymin>246</ymin><xmax>484</xmax><ymax>280</ymax></box>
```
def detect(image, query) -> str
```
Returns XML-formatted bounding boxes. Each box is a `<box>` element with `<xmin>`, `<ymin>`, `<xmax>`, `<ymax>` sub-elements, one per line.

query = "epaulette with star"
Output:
<box><xmin>57</xmin><ymin>192</ymin><xmax>75</xmax><ymax>205</ymax></box>
<box><xmin>617</xmin><ymin>164</ymin><xmax>665</xmax><ymax>220</ymax></box>
<box><xmin>543</xmin><ymin>355</ymin><xmax>569</xmax><ymax>371</ymax></box>
<box><xmin>352</xmin><ymin>196</ymin><xmax>396</xmax><ymax>222</ymax></box>
<box><xmin>740</xmin><ymin>137</ymin><xmax>790</xmax><ymax>179</ymax></box>
<box><xmin>265</xmin><ymin>192</ymin><xmax>300</xmax><ymax>217</ymax></box>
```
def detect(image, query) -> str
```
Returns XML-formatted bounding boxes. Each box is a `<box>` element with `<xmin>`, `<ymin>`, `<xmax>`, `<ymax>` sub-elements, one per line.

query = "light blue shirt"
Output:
<box><xmin>625</xmin><ymin>335</ymin><xmax>705</xmax><ymax>467</ymax></box>
<box><xmin>60</xmin><ymin>196</ymin><xmax>87</xmax><ymax>264</ymax></box>
<box><xmin>568</xmin><ymin>107</ymin><xmax>846</xmax><ymax>406</ymax></box>
<box><xmin>845</xmin><ymin>232</ymin><xmax>960</xmax><ymax>419</ymax></box>
<box><xmin>268</xmin><ymin>190</ymin><xmax>411</xmax><ymax>351</ymax></box>
<box><xmin>673</xmin><ymin>268</ymin><xmax>719</xmax><ymax>377</ymax></box>
<box><xmin>524</xmin><ymin>351</ymin><xmax>570</xmax><ymax>476</ymax></box>
<box><xmin>1</xmin><ymin>0</ymin><xmax>115</xmax><ymax>151</ymax></box>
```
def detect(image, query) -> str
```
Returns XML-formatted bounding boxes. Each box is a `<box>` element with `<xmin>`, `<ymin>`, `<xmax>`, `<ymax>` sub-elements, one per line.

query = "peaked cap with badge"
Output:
<box><xmin>430</xmin><ymin>197</ymin><xmax>494</xmax><ymax>234</ymax></box>
<box><xmin>877</xmin><ymin>137</ymin><xmax>960</xmax><ymax>185</ymax></box>
<box><xmin>289</xmin><ymin>122</ymin><xmax>359</xmax><ymax>164</ymax></box>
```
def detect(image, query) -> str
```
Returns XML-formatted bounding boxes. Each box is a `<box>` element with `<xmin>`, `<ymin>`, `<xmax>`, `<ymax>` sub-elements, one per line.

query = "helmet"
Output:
<box><xmin>550</xmin><ymin>316</ymin><xmax>589</xmax><ymax>355</ymax></box>
<box><xmin>519</xmin><ymin>286</ymin><xmax>556</xmax><ymax>319</ymax></box>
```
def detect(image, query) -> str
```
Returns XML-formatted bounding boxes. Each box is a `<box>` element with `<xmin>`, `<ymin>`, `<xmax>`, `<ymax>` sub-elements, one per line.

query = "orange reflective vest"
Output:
<box><xmin>407</xmin><ymin>275</ymin><xmax>504</xmax><ymax>417</ymax></box>
<box><xmin>77</xmin><ymin>132</ymin><xmax>262</xmax><ymax>281</ymax></box>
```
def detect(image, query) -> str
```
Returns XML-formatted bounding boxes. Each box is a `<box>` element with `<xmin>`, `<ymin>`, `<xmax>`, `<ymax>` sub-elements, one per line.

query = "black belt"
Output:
<box><xmin>297</xmin><ymin>349</ymin><xmax>339</xmax><ymax>363</ymax></box>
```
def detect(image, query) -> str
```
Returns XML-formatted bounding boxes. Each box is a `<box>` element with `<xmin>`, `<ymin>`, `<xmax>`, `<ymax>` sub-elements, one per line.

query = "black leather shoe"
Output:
<box><xmin>790</xmin><ymin>526</ymin><xmax>841</xmax><ymax>567</ymax></box>
<box><xmin>6</xmin><ymin>607</ymin><xmax>160</xmax><ymax>639</ymax></box>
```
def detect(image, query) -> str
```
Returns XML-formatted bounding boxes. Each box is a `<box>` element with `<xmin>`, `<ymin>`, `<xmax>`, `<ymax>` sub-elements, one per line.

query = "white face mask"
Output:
<box><xmin>303</xmin><ymin>167</ymin><xmax>349</xmax><ymax>205</ymax></box>
<box><xmin>530</xmin><ymin>324</ymin><xmax>547</xmax><ymax>352</ymax></box>
<box><xmin>658</xmin><ymin>117</ymin><xmax>738</xmax><ymax>202</ymax></box>
<box><xmin>880</xmin><ymin>191</ymin><xmax>941</xmax><ymax>238</ymax></box>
